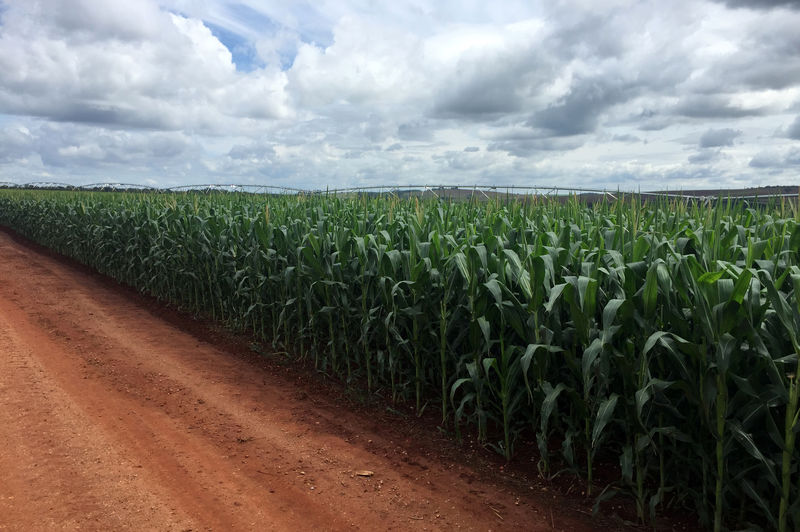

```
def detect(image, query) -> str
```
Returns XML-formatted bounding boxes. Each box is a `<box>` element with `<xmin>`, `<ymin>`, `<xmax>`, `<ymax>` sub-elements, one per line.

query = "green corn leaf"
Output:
<box><xmin>635</xmin><ymin>378</ymin><xmax>674</xmax><ymax>420</ymax></box>
<box><xmin>642</xmin><ymin>263</ymin><xmax>659</xmax><ymax>317</ymax></box>
<box><xmin>482</xmin><ymin>357</ymin><xmax>498</xmax><ymax>379</ymax></box>
<box><xmin>484</xmin><ymin>278</ymin><xmax>503</xmax><ymax>305</ymax></box>
<box><xmin>544</xmin><ymin>282</ymin><xmax>571</xmax><ymax>313</ymax></box>
<box><xmin>698</xmin><ymin>270</ymin><xmax>724</xmax><ymax>283</ymax></box>
<box><xmin>450</xmin><ymin>378</ymin><xmax>473</xmax><ymax>402</ymax></box>
<box><xmin>520</xmin><ymin>344</ymin><xmax>563</xmax><ymax>398</ymax></box>
<box><xmin>451</xmin><ymin>252</ymin><xmax>470</xmax><ymax>282</ymax></box>
<box><xmin>729</xmin><ymin>421</ymin><xmax>779</xmax><ymax>489</ymax></box>
<box><xmin>592</xmin><ymin>393</ymin><xmax>619</xmax><ymax>449</ymax></box>
<box><xmin>788</xmin><ymin>223</ymin><xmax>800</xmax><ymax>253</ymax></box>
<box><xmin>602</xmin><ymin>298</ymin><xmax>630</xmax><ymax>335</ymax></box>
<box><xmin>791</xmin><ymin>271</ymin><xmax>800</xmax><ymax>314</ymax></box>
<box><xmin>730</xmin><ymin>268</ymin><xmax>753</xmax><ymax>304</ymax></box>
<box><xmin>502</xmin><ymin>249</ymin><xmax>531</xmax><ymax>296</ymax></box>
<box><xmin>577</xmin><ymin>276</ymin><xmax>598</xmax><ymax>315</ymax></box>
<box><xmin>540</xmin><ymin>382</ymin><xmax>567</xmax><ymax>434</ymax></box>
<box><xmin>477</xmin><ymin>316</ymin><xmax>491</xmax><ymax>347</ymax></box>
<box><xmin>582</xmin><ymin>338</ymin><xmax>604</xmax><ymax>385</ymax></box>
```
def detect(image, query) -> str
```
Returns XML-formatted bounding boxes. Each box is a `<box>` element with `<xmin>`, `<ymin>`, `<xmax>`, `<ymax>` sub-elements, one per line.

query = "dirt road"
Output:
<box><xmin>0</xmin><ymin>228</ymin><xmax>605</xmax><ymax>531</ymax></box>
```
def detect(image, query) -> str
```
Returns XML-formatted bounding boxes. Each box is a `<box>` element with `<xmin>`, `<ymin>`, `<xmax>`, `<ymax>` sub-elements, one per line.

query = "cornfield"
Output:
<box><xmin>0</xmin><ymin>188</ymin><xmax>798</xmax><ymax>531</ymax></box>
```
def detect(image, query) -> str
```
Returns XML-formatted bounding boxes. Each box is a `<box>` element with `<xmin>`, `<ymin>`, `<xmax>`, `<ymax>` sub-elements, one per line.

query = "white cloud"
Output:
<box><xmin>0</xmin><ymin>2</ymin><xmax>289</xmax><ymax>134</ymax></box>
<box><xmin>287</xmin><ymin>15</ymin><xmax>426</xmax><ymax>108</ymax></box>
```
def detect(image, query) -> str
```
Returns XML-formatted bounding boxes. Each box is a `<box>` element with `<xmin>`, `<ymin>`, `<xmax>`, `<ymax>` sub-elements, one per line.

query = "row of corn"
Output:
<box><xmin>0</xmin><ymin>188</ymin><xmax>798</xmax><ymax>530</ymax></box>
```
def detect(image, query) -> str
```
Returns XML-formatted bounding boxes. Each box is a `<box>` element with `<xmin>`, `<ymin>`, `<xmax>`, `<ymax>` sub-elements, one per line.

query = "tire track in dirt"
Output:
<box><xmin>0</xmin><ymin>305</ymin><xmax>199</xmax><ymax>531</ymax></box>
<box><xmin>0</xmin><ymin>228</ymin><xmax>607</xmax><ymax>531</ymax></box>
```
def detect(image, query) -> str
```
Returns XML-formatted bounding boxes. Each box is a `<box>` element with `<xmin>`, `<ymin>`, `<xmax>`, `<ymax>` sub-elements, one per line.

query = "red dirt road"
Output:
<box><xmin>0</xmin><ymin>229</ymin><xmax>607</xmax><ymax>531</ymax></box>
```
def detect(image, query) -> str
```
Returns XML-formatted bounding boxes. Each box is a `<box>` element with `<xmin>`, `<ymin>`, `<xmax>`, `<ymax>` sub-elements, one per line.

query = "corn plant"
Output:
<box><xmin>1</xmin><ymin>188</ymin><xmax>798</xmax><ymax>530</ymax></box>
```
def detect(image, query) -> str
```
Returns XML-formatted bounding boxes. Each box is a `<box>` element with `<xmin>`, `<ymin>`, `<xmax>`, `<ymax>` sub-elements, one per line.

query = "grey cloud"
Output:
<box><xmin>432</xmin><ymin>49</ymin><xmax>551</xmax><ymax>120</ymax></box>
<box><xmin>361</xmin><ymin>115</ymin><xmax>394</xmax><ymax>143</ymax></box>
<box><xmin>612</xmin><ymin>134</ymin><xmax>641</xmax><ymax>143</ymax></box>
<box><xmin>547</xmin><ymin>11</ymin><xmax>627</xmax><ymax>60</ymax></box>
<box><xmin>530</xmin><ymin>77</ymin><xmax>637</xmax><ymax>136</ymax></box>
<box><xmin>432</xmin><ymin>150</ymin><xmax>484</xmax><ymax>171</ymax></box>
<box><xmin>638</xmin><ymin>120</ymin><xmax>672</xmax><ymax>131</ymax></box>
<box><xmin>264</xmin><ymin>111</ymin><xmax>390</xmax><ymax>151</ymax></box>
<box><xmin>397</xmin><ymin>120</ymin><xmax>434</xmax><ymax>141</ymax></box>
<box><xmin>487</xmin><ymin>137</ymin><xmax>584</xmax><ymax>157</ymax></box>
<box><xmin>228</xmin><ymin>143</ymin><xmax>277</xmax><ymax>161</ymax></box>
<box><xmin>434</xmin><ymin>78</ymin><xmax>523</xmax><ymax>119</ymax></box>
<box><xmin>385</xmin><ymin>143</ymin><xmax>403</xmax><ymax>151</ymax></box>
<box><xmin>749</xmin><ymin>151</ymin><xmax>784</xmax><ymax>168</ymax></box>
<box><xmin>674</xmin><ymin>95</ymin><xmax>768</xmax><ymax>119</ymax></box>
<box><xmin>685</xmin><ymin>13</ymin><xmax>800</xmax><ymax>93</ymax></box>
<box><xmin>463</xmin><ymin>146</ymin><xmax>480</xmax><ymax>152</ymax></box>
<box><xmin>724</xmin><ymin>56</ymin><xmax>800</xmax><ymax>92</ymax></box>
<box><xmin>688</xmin><ymin>148</ymin><xmax>722</xmax><ymax>164</ymax></box>
<box><xmin>25</xmin><ymin>0</ymin><xmax>168</xmax><ymax>42</ymax></box>
<box><xmin>628</xmin><ymin>109</ymin><xmax>675</xmax><ymax>131</ymax></box>
<box><xmin>147</xmin><ymin>134</ymin><xmax>189</xmax><ymax>158</ymax></box>
<box><xmin>48</xmin><ymin>103</ymin><xmax>177</xmax><ymax>130</ymax></box>
<box><xmin>699</xmin><ymin>128</ymin><xmax>741</xmax><ymax>148</ymax></box>
<box><xmin>36</xmin><ymin>124</ymin><xmax>191</xmax><ymax>168</ymax></box>
<box><xmin>698</xmin><ymin>56</ymin><xmax>800</xmax><ymax>95</ymax></box>
<box><xmin>0</xmin><ymin>126</ymin><xmax>35</xmax><ymax>163</ymax></box>
<box><xmin>787</xmin><ymin>115</ymin><xmax>800</xmax><ymax>139</ymax></box>
<box><xmin>0</xmin><ymin>92</ymin><xmax>180</xmax><ymax>131</ymax></box>
<box><xmin>749</xmin><ymin>147</ymin><xmax>800</xmax><ymax>168</ymax></box>
<box><xmin>714</xmin><ymin>0</ymin><xmax>800</xmax><ymax>9</ymax></box>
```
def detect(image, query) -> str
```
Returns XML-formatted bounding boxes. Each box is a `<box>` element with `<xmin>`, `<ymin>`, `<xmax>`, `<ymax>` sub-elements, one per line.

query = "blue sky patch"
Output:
<box><xmin>204</xmin><ymin>21</ymin><xmax>262</xmax><ymax>72</ymax></box>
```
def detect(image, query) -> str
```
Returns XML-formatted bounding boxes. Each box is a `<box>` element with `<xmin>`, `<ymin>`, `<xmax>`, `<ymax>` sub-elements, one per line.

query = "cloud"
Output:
<box><xmin>1</xmin><ymin>0</ymin><xmax>800</xmax><ymax>189</ymax></box>
<box><xmin>749</xmin><ymin>147</ymin><xmax>800</xmax><ymax>168</ymax></box>
<box><xmin>637</xmin><ymin>119</ymin><xmax>673</xmax><ymax>132</ymax></box>
<box><xmin>677</xmin><ymin>6</ymin><xmax>800</xmax><ymax>95</ymax></box>
<box><xmin>396</xmin><ymin>120</ymin><xmax>435</xmax><ymax>142</ymax></box>
<box><xmin>432</xmin><ymin>150</ymin><xmax>489</xmax><ymax>171</ymax></box>
<box><xmin>0</xmin><ymin>125</ymin><xmax>36</xmax><ymax>164</ymax></box>
<box><xmin>612</xmin><ymin>134</ymin><xmax>641</xmax><ymax>143</ymax></box>
<box><xmin>286</xmin><ymin>15</ymin><xmax>425</xmax><ymax>108</ymax></box>
<box><xmin>228</xmin><ymin>142</ymin><xmax>277</xmax><ymax>162</ymax></box>
<box><xmin>31</xmin><ymin>0</ymin><xmax>168</xmax><ymax>41</ymax></box>
<box><xmin>487</xmin><ymin>137</ymin><xmax>585</xmax><ymax>157</ymax></box>
<box><xmin>430</xmin><ymin>29</ymin><xmax>551</xmax><ymax>120</ymax></box>
<box><xmin>688</xmin><ymin>148</ymin><xmax>723</xmax><ymax>164</ymax></box>
<box><xmin>433</xmin><ymin>73</ymin><xmax>525</xmax><ymax>119</ymax></box>
<box><xmin>699</xmin><ymin>128</ymin><xmax>741</xmax><ymax>147</ymax></box>
<box><xmin>0</xmin><ymin>2</ymin><xmax>290</xmax><ymax>133</ymax></box>
<box><xmin>712</xmin><ymin>0</ymin><xmax>800</xmax><ymax>10</ymax></box>
<box><xmin>749</xmin><ymin>151</ymin><xmax>783</xmax><ymax>168</ymax></box>
<box><xmin>674</xmin><ymin>95</ymin><xmax>767</xmax><ymax>119</ymax></box>
<box><xmin>35</xmin><ymin>124</ymin><xmax>192</xmax><ymax>168</ymax></box>
<box><xmin>786</xmin><ymin>115</ymin><xmax>800</xmax><ymax>139</ymax></box>
<box><xmin>529</xmin><ymin>77</ymin><xmax>637</xmax><ymax>136</ymax></box>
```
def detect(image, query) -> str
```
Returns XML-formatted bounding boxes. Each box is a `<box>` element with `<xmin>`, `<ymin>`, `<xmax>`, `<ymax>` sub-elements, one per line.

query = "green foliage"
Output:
<box><xmin>1</xmin><ymin>189</ymin><xmax>798</xmax><ymax>530</ymax></box>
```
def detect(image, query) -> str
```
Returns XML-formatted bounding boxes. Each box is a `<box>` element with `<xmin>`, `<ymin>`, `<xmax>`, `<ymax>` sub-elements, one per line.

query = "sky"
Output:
<box><xmin>1</xmin><ymin>0</ymin><xmax>799</xmax><ymax>191</ymax></box>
